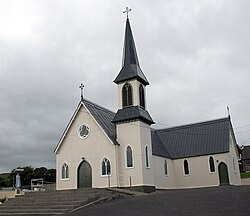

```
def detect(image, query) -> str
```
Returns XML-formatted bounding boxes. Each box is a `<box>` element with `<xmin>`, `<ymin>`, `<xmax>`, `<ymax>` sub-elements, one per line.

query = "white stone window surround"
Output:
<box><xmin>183</xmin><ymin>159</ymin><xmax>190</xmax><ymax>176</ymax></box>
<box><xmin>145</xmin><ymin>145</ymin><xmax>150</xmax><ymax>169</ymax></box>
<box><xmin>125</xmin><ymin>145</ymin><xmax>134</xmax><ymax>169</ymax></box>
<box><xmin>164</xmin><ymin>159</ymin><xmax>169</xmax><ymax>176</ymax></box>
<box><xmin>208</xmin><ymin>156</ymin><xmax>216</xmax><ymax>174</ymax></box>
<box><xmin>78</xmin><ymin>124</ymin><xmax>90</xmax><ymax>139</ymax></box>
<box><xmin>61</xmin><ymin>162</ymin><xmax>70</xmax><ymax>180</ymax></box>
<box><xmin>101</xmin><ymin>157</ymin><xmax>112</xmax><ymax>177</ymax></box>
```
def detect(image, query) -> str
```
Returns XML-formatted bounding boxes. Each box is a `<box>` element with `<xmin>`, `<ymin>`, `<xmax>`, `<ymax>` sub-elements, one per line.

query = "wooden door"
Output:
<box><xmin>218</xmin><ymin>162</ymin><xmax>229</xmax><ymax>185</ymax></box>
<box><xmin>77</xmin><ymin>161</ymin><xmax>92</xmax><ymax>188</ymax></box>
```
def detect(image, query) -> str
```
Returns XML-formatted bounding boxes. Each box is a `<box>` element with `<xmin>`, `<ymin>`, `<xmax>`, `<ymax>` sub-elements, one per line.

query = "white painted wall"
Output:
<box><xmin>152</xmin><ymin>156</ymin><xmax>176</xmax><ymax>189</ymax></box>
<box><xmin>226</xmin><ymin>130</ymin><xmax>241</xmax><ymax>185</ymax></box>
<box><xmin>153</xmin><ymin>152</ymin><xmax>241</xmax><ymax>189</ymax></box>
<box><xmin>116</xmin><ymin>121</ymin><xmax>154</xmax><ymax>187</ymax></box>
<box><xmin>171</xmin><ymin>154</ymin><xmax>226</xmax><ymax>189</ymax></box>
<box><xmin>56</xmin><ymin>105</ymin><xmax>117</xmax><ymax>190</ymax></box>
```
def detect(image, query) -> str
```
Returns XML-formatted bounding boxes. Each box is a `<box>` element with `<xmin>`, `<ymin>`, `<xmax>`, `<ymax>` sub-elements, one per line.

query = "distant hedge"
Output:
<box><xmin>0</xmin><ymin>166</ymin><xmax>56</xmax><ymax>188</ymax></box>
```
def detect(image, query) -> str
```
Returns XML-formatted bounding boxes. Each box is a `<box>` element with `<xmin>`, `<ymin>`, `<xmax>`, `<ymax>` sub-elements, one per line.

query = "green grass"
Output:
<box><xmin>240</xmin><ymin>172</ymin><xmax>250</xmax><ymax>179</ymax></box>
<box><xmin>0</xmin><ymin>173</ymin><xmax>10</xmax><ymax>180</ymax></box>
<box><xmin>0</xmin><ymin>173</ymin><xmax>11</xmax><ymax>187</ymax></box>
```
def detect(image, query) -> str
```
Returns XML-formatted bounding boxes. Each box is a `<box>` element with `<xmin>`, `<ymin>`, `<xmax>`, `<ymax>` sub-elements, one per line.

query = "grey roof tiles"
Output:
<box><xmin>152</xmin><ymin>117</ymin><xmax>231</xmax><ymax>159</ymax></box>
<box><xmin>82</xmin><ymin>99</ymin><xmax>117</xmax><ymax>145</ymax></box>
<box><xmin>112</xmin><ymin>106</ymin><xmax>155</xmax><ymax>125</ymax></box>
<box><xmin>83</xmin><ymin>99</ymin><xmax>232</xmax><ymax>159</ymax></box>
<box><xmin>114</xmin><ymin>18</ymin><xmax>149</xmax><ymax>85</ymax></box>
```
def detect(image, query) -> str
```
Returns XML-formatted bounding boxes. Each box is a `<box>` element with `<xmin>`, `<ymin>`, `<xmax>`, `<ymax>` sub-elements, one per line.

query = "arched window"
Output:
<box><xmin>184</xmin><ymin>159</ymin><xmax>189</xmax><ymax>175</ymax></box>
<box><xmin>122</xmin><ymin>83</ymin><xmax>133</xmax><ymax>107</ymax></box>
<box><xmin>209</xmin><ymin>156</ymin><xmax>215</xmax><ymax>173</ymax></box>
<box><xmin>145</xmin><ymin>146</ymin><xmax>149</xmax><ymax>168</ymax></box>
<box><xmin>139</xmin><ymin>84</ymin><xmax>145</xmax><ymax>108</ymax></box>
<box><xmin>62</xmin><ymin>162</ymin><xmax>69</xmax><ymax>179</ymax></box>
<box><xmin>164</xmin><ymin>160</ymin><xmax>168</xmax><ymax>176</ymax></box>
<box><xmin>126</xmin><ymin>145</ymin><xmax>133</xmax><ymax>168</ymax></box>
<box><xmin>101</xmin><ymin>157</ymin><xmax>111</xmax><ymax>176</ymax></box>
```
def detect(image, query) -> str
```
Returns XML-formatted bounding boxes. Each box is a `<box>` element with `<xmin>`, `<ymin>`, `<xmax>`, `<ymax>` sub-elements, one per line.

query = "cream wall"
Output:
<box><xmin>116</xmin><ymin>121</ymin><xmax>154</xmax><ymax>187</ymax></box>
<box><xmin>152</xmin><ymin>156</ymin><xmax>176</xmax><ymax>189</ymax></box>
<box><xmin>140</xmin><ymin>122</ymin><xmax>154</xmax><ymax>186</ymax></box>
<box><xmin>172</xmin><ymin>154</ymin><xmax>226</xmax><ymax>188</ymax></box>
<box><xmin>153</xmin><ymin>151</ymin><xmax>241</xmax><ymax>189</ymax></box>
<box><xmin>56</xmin><ymin>105</ymin><xmax>117</xmax><ymax>190</ymax></box>
<box><xmin>226</xmin><ymin>131</ymin><xmax>241</xmax><ymax>185</ymax></box>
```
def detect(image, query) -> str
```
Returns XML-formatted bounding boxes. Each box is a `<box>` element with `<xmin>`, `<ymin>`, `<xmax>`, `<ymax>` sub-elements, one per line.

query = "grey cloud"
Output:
<box><xmin>0</xmin><ymin>0</ymin><xmax>250</xmax><ymax>172</ymax></box>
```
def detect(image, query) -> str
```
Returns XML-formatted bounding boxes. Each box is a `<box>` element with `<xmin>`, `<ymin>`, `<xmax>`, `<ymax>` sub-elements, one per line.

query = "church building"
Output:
<box><xmin>54</xmin><ymin>15</ymin><xmax>241</xmax><ymax>191</ymax></box>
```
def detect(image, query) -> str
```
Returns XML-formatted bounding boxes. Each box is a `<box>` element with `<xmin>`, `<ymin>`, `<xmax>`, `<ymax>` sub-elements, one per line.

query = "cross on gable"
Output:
<box><xmin>79</xmin><ymin>83</ymin><xmax>84</xmax><ymax>100</ymax></box>
<box><xmin>123</xmin><ymin>7</ymin><xmax>132</xmax><ymax>18</ymax></box>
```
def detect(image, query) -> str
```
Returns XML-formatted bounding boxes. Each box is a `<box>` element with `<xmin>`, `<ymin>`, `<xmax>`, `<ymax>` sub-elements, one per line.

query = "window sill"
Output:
<box><xmin>101</xmin><ymin>174</ymin><xmax>112</xmax><ymax>178</ymax></box>
<box><xmin>61</xmin><ymin>178</ymin><xmax>69</xmax><ymax>181</ymax></box>
<box><xmin>209</xmin><ymin>171</ymin><xmax>216</xmax><ymax>174</ymax></box>
<box><xmin>126</xmin><ymin>166</ymin><xmax>134</xmax><ymax>169</ymax></box>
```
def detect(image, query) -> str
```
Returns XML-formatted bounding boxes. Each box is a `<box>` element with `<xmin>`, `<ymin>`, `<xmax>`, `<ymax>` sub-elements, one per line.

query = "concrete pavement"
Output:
<box><xmin>66</xmin><ymin>186</ymin><xmax>250</xmax><ymax>216</ymax></box>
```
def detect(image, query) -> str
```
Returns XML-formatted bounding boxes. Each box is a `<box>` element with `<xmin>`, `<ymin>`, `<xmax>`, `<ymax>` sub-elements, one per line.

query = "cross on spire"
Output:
<box><xmin>123</xmin><ymin>7</ymin><xmax>132</xmax><ymax>18</ymax></box>
<box><xmin>79</xmin><ymin>83</ymin><xmax>84</xmax><ymax>100</ymax></box>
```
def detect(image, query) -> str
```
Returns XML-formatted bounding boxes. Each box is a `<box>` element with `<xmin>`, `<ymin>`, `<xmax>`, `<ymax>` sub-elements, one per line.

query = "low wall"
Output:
<box><xmin>241</xmin><ymin>178</ymin><xmax>250</xmax><ymax>185</ymax></box>
<box><xmin>0</xmin><ymin>190</ymin><xmax>16</xmax><ymax>199</ymax></box>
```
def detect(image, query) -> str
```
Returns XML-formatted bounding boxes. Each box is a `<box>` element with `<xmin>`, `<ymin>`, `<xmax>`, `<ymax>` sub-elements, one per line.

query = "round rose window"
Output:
<box><xmin>78</xmin><ymin>124</ymin><xmax>90</xmax><ymax>139</ymax></box>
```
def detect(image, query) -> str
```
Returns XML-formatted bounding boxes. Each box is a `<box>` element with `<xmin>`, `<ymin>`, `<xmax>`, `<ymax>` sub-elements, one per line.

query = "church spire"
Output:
<box><xmin>112</xmin><ymin>13</ymin><xmax>154</xmax><ymax>125</ymax></box>
<box><xmin>114</xmin><ymin>16</ymin><xmax>149</xmax><ymax>85</ymax></box>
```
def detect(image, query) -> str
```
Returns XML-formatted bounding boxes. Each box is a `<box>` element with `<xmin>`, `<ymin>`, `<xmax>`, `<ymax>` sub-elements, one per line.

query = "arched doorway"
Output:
<box><xmin>77</xmin><ymin>160</ymin><xmax>92</xmax><ymax>188</ymax></box>
<box><xmin>218</xmin><ymin>162</ymin><xmax>229</xmax><ymax>185</ymax></box>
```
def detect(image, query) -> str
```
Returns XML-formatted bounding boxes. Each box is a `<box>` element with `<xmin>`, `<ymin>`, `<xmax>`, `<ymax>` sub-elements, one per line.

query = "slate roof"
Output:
<box><xmin>242</xmin><ymin>146</ymin><xmax>250</xmax><ymax>160</ymax></box>
<box><xmin>152</xmin><ymin>117</ymin><xmax>231</xmax><ymax>159</ymax></box>
<box><xmin>55</xmin><ymin>98</ymin><xmax>233</xmax><ymax>159</ymax></box>
<box><xmin>112</xmin><ymin>106</ymin><xmax>155</xmax><ymax>125</ymax></box>
<box><xmin>84</xmin><ymin>98</ymin><xmax>231</xmax><ymax>159</ymax></box>
<box><xmin>82</xmin><ymin>99</ymin><xmax>117</xmax><ymax>145</ymax></box>
<box><xmin>114</xmin><ymin>18</ymin><xmax>149</xmax><ymax>85</ymax></box>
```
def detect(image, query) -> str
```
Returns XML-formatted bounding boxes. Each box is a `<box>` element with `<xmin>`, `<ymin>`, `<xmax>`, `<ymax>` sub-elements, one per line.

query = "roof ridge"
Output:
<box><xmin>82</xmin><ymin>98</ymin><xmax>115</xmax><ymax>115</ymax></box>
<box><xmin>155</xmin><ymin>117</ymin><xmax>230</xmax><ymax>132</ymax></box>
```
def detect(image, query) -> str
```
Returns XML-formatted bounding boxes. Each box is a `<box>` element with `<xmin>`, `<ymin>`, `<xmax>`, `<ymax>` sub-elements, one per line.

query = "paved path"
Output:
<box><xmin>66</xmin><ymin>186</ymin><xmax>250</xmax><ymax>216</ymax></box>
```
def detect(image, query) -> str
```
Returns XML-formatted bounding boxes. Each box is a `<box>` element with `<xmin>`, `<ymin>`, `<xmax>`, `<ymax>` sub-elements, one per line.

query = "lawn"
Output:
<box><xmin>240</xmin><ymin>172</ymin><xmax>250</xmax><ymax>179</ymax></box>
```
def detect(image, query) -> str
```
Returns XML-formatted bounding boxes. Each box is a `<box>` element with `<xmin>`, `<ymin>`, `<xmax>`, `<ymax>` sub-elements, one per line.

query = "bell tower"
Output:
<box><xmin>112</xmin><ymin>12</ymin><xmax>155</xmax><ymax>191</ymax></box>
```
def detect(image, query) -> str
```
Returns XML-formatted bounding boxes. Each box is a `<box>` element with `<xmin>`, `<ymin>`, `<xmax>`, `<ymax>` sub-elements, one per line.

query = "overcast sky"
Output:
<box><xmin>0</xmin><ymin>0</ymin><xmax>249</xmax><ymax>173</ymax></box>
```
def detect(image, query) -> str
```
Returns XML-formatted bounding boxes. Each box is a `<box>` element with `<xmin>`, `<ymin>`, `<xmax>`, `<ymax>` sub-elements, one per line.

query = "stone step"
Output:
<box><xmin>0</xmin><ymin>188</ymin><xmax>120</xmax><ymax>215</ymax></box>
<box><xmin>0</xmin><ymin>204</ymin><xmax>75</xmax><ymax>209</ymax></box>
<box><xmin>23</xmin><ymin>191</ymin><xmax>110</xmax><ymax>199</ymax></box>
<box><xmin>24</xmin><ymin>188</ymin><xmax>103</xmax><ymax>196</ymax></box>
<box><xmin>8</xmin><ymin>195</ymin><xmax>100</xmax><ymax>202</ymax></box>
<box><xmin>0</xmin><ymin>208</ymin><xmax>68</xmax><ymax>215</ymax></box>
<box><xmin>2</xmin><ymin>200</ymin><xmax>82</xmax><ymax>207</ymax></box>
<box><xmin>0</xmin><ymin>213</ymin><xmax>61</xmax><ymax>216</ymax></box>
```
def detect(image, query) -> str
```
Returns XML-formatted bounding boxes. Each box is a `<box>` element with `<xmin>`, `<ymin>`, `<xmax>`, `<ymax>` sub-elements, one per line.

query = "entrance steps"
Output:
<box><xmin>0</xmin><ymin>188</ymin><xmax>121</xmax><ymax>215</ymax></box>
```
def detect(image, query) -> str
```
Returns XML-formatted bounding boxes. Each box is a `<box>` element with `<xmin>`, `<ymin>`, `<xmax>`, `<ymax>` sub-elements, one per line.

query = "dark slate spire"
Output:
<box><xmin>114</xmin><ymin>18</ymin><xmax>149</xmax><ymax>85</ymax></box>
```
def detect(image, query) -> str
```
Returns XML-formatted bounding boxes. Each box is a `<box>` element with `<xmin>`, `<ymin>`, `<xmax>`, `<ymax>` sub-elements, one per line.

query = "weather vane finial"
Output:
<box><xmin>123</xmin><ymin>7</ymin><xmax>132</xmax><ymax>18</ymax></box>
<box><xmin>79</xmin><ymin>83</ymin><xmax>84</xmax><ymax>100</ymax></box>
